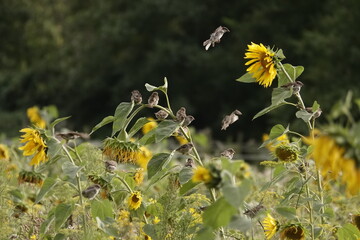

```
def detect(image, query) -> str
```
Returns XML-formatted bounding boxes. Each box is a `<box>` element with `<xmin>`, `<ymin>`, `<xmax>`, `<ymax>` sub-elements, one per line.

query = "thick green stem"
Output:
<box><xmin>121</xmin><ymin>104</ymin><xmax>147</xmax><ymax>138</ymax></box>
<box><xmin>62</xmin><ymin>145</ymin><xmax>88</xmax><ymax>236</ymax></box>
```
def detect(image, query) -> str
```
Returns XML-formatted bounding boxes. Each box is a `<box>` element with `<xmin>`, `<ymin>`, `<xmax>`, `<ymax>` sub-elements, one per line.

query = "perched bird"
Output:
<box><xmin>243</xmin><ymin>203</ymin><xmax>265</xmax><ymax>219</ymax></box>
<box><xmin>203</xmin><ymin>26</ymin><xmax>230</xmax><ymax>51</ymax></box>
<box><xmin>176</xmin><ymin>143</ymin><xmax>194</xmax><ymax>155</ymax></box>
<box><xmin>183</xmin><ymin>115</ymin><xmax>195</xmax><ymax>127</ymax></box>
<box><xmin>220</xmin><ymin>148</ymin><xmax>235</xmax><ymax>160</ymax></box>
<box><xmin>176</xmin><ymin>107</ymin><xmax>187</xmax><ymax>122</ymax></box>
<box><xmin>148</xmin><ymin>92</ymin><xmax>159</xmax><ymax>108</ymax></box>
<box><xmin>221</xmin><ymin>109</ymin><xmax>242</xmax><ymax>130</ymax></box>
<box><xmin>185</xmin><ymin>158</ymin><xmax>194</xmax><ymax>168</ymax></box>
<box><xmin>56</xmin><ymin>131</ymin><xmax>89</xmax><ymax>141</ymax></box>
<box><xmin>105</xmin><ymin>160</ymin><xmax>117</xmax><ymax>173</ymax></box>
<box><xmin>154</xmin><ymin>109</ymin><xmax>169</xmax><ymax>120</ymax></box>
<box><xmin>131</xmin><ymin>90</ymin><xmax>143</xmax><ymax>104</ymax></box>
<box><xmin>81</xmin><ymin>184</ymin><xmax>101</xmax><ymax>200</ymax></box>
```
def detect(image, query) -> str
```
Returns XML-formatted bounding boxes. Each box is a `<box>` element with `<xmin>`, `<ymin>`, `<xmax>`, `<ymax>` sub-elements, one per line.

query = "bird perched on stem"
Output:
<box><xmin>203</xmin><ymin>26</ymin><xmax>230</xmax><ymax>50</ymax></box>
<box><xmin>82</xmin><ymin>184</ymin><xmax>101</xmax><ymax>200</ymax></box>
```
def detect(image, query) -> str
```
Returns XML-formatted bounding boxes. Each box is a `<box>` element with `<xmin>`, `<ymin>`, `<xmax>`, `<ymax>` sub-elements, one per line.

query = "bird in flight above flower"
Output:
<box><xmin>203</xmin><ymin>26</ymin><xmax>230</xmax><ymax>50</ymax></box>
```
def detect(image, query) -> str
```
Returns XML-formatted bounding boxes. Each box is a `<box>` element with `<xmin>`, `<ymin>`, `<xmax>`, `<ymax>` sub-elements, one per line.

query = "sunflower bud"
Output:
<box><xmin>274</xmin><ymin>144</ymin><xmax>299</xmax><ymax>163</ymax></box>
<box><xmin>18</xmin><ymin>170</ymin><xmax>44</xmax><ymax>185</ymax></box>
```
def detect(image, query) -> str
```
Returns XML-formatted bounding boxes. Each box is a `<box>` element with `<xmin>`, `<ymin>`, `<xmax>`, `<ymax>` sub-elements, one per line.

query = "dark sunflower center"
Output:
<box><xmin>132</xmin><ymin>195</ymin><xmax>139</xmax><ymax>203</ymax></box>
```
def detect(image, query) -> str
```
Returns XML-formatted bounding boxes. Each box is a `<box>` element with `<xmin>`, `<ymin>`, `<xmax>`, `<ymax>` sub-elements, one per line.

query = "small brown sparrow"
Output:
<box><xmin>176</xmin><ymin>143</ymin><xmax>194</xmax><ymax>155</ymax></box>
<box><xmin>131</xmin><ymin>90</ymin><xmax>143</xmax><ymax>104</ymax></box>
<box><xmin>185</xmin><ymin>158</ymin><xmax>194</xmax><ymax>168</ymax></box>
<box><xmin>105</xmin><ymin>160</ymin><xmax>117</xmax><ymax>173</ymax></box>
<box><xmin>203</xmin><ymin>26</ymin><xmax>230</xmax><ymax>51</ymax></box>
<box><xmin>148</xmin><ymin>92</ymin><xmax>159</xmax><ymax>108</ymax></box>
<box><xmin>183</xmin><ymin>115</ymin><xmax>195</xmax><ymax>127</ymax></box>
<box><xmin>56</xmin><ymin>131</ymin><xmax>89</xmax><ymax>141</ymax></box>
<box><xmin>154</xmin><ymin>110</ymin><xmax>169</xmax><ymax>120</ymax></box>
<box><xmin>221</xmin><ymin>110</ymin><xmax>242</xmax><ymax>130</ymax></box>
<box><xmin>176</xmin><ymin>107</ymin><xmax>187</xmax><ymax>122</ymax></box>
<box><xmin>82</xmin><ymin>184</ymin><xmax>101</xmax><ymax>200</ymax></box>
<box><xmin>220</xmin><ymin>148</ymin><xmax>235</xmax><ymax>160</ymax></box>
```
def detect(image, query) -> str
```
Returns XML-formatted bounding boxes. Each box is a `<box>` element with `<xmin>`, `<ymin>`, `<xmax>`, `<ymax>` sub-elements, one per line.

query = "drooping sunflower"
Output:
<box><xmin>27</xmin><ymin>106</ymin><xmax>46</xmax><ymax>129</ymax></box>
<box><xmin>128</xmin><ymin>191</ymin><xmax>142</xmax><ymax>210</ymax></box>
<box><xmin>280</xmin><ymin>224</ymin><xmax>305</xmax><ymax>240</ymax></box>
<box><xmin>245</xmin><ymin>42</ymin><xmax>277</xmax><ymax>87</ymax></box>
<box><xmin>19</xmin><ymin>128</ymin><xmax>48</xmax><ymax>166</ymax></box>
<box><xmin>0</xmin><ymin>144</ymin><xmax>10</xmax><ymax>160</ymax></box>
<box><xmin>103</xmin><ymin>137</ymin><xmax>141</xmax><ymax>164</ymax></box>
<box><xmin>262</xmin><ymin>213</ymin><xmax>279</xmax><ymax>239</ymax></box>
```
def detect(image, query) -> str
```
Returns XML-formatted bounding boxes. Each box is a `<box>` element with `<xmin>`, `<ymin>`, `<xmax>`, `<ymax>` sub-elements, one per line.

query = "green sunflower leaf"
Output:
<box><xmin>90</xmin><ymin>115</ymin><xmax>114</xmax><ymax>135</ymax></box>
<box><xmin>154</xmin><ymin>120</ymin><xmax>180</xmax><ymax>143</ymax></box>
<box><xmin>277</xmin><ymin>64</ymin><xmax>304</xmax><ymax>86</ymax></box>
<box><xmin>49</xmin><ymin>116</ymin><xmax>71</xmax><ymax>129</ymax></box>
<box><xmin>275</xmin><ymin>206</ymin><xmax>297</xmax><ymax>219</ymax></box>
<box><xmin>128</xmin><ymin>117</ymin><xmax>150</xmax><ymax>138</ymax></box>
<box><xmin>179</xmin><ymin>179</ymin><xmax>200</xmax><ymax>195</ymax></box>
<box><xmin>91</xmin><ymin>199</ymin><xmax>113</xmax><ymax>220</ymax></box>
<box><xmin>202</xmin><ymin>197</ymin><xmax>237</xmax><ymax>229</ymax></box>
<box><xmin>253</xmin><ymin>102</ymin><xmax>286</xmax><ymax>120</ymax></box>
<box><xmin>55</xmin><ymin>203</ymin><xmax>74</xmax><ymax>230</ymax></box>
<box><xmin>35</xmin><ymin>177</ymin><xmax>58</xmax><ymax>203</ymax></box>
<box><xmin>336</xmin><ymin>223</ymin><xmax>360</xmax><ymax>240</ymax></box>
<box><xmin>222</xmin><ymin>179</ymin><xmax>251</xmax><ymax>208</ymax></box>
<box><xmin>235</xmin><ymin>72</ymin><xmax>256</xmax><ymax>83</ymax></box>
<box><xmin>271</xmin><ymin>87</ymin><xmax>293</xmax><ymax>106</ymax></box>
<box><xmin>295</xmin><ymin>109</ymin><xmax>313</xmax><ymax>122</ymax></box>
<box><xmin>112</xmin><ymin>102</ymin><xmax>135</xmax><ymax>136</ymax></box>
<box><xmin>179</xmin><ymin>167</ymin><xmax>194</xmax><ymax>184</ymax></box>
<box><xmin>145</xmin><ymin>77</ymin><xmax>168</xmax><ymax>94</ymax></box>
<box><xmin>147</xmin><ymin>151</ymin><xmax>175</xmax><ymax>179</ymax></box>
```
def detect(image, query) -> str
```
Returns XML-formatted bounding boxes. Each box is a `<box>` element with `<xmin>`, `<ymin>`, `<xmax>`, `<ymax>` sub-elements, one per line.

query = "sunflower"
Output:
<box><xmin>19</xmin><ymin>128</ymin><xmax>48</xmax><ymax>166</ymax></box>
<box><xmin>136</xmin><ymin>146</ymin><xmax>153</xmax><ymax>169</ymax></box>
<box><xmin>103</xmin><ymin>137</ymin><xmax>140</xmax><ymax>164</ymax></box>
<box><xmin>280</xmin><ymin>225</ymin><xmax>305</xmax><ymax>240</ymax></box>
<box><xmin>262</xmin><ymin>213</ymin><xmax>279</xmax><ymax>239</ymax></box>
<box><xmin>142</xmin><ymin>117</ymin><xmax>158</xmax><ymax>134</ymax></box>
<box><xmin>0</xmin><ymin>144</ymin><xmax>10</xmax><ymax>160</ymax></box>
<box><xmin>274</xmin><ymin>144</ymin><xmax>299</xmax><ymax>163</ymax></box>
<box><xmin>27</xmin><ymin>106</ymin><xmax>46</xmax><ymax>128</ymax></box>
<box><xmin>245</xmin><ymin>42</ymin><xmax>277</xmax><ymax>87</ymax></box>
<box><xmin>192</xmin><ymin>166</ymin><xmax>212</xmax><ymax>183</ymax></box>
<box><xmin>128</xmin><ymin>191</ymin><xmax>142</xmax><ymax>210</ymax></box>
<box><xmin>263</xmin><ymin>134</ymin><xmax>289</xmax><ymax>152</ymax></box>
<box><xmin>352</xmin><ymin>214</ymin><xmax>360</xmax><ymax>231</ymax></box>
<box><xmin>133</xmin><ymin>168</ymin><xmax>144</xmax><ymax>185</ymax></box>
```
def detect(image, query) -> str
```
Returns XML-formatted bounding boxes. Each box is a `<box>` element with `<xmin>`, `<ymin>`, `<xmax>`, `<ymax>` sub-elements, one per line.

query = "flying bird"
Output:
<box><xmin>203</xmin><ymin>26</ymin><xmax>230</xmax><ymax>50</ymax></box>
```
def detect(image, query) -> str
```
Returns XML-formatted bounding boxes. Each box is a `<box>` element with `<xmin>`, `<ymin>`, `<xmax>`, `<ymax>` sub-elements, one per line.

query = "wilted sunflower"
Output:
<box><xmin>0</xmin><ymin>144</ymin><xmax>9</xmax><ymax>160</ymax></box>
<box><xmin>245</xmin><ymin>42</ymin><xmax>277</xmax><ymax>87</ymax></box>
<box><xmin>280</xmin><ymin>224</ymin><xmax>305</xmax><ymax>240</ymax></box>
<box><xmin>128</xmin><ymin>191</ymin><xmax>142</xmax><ymax>210</ymax></box>
<box><xmin>27</xmin><ymin>106</ymin><xmax>46</xmax><ymax>128</ymax></box>
<box><xmin>19</xmin><ymin>128</ymin><xmax>48</xmax><ymax>166</ymax></box>
<box><xmin>103</xmin><ymin>138</ymin><xmax>141</xmax><ymax>164</ymax></box>
<box><xmin>262</xmin><ymin>213</ymin><xmax>279</xmax><ymax>239</ymax></box>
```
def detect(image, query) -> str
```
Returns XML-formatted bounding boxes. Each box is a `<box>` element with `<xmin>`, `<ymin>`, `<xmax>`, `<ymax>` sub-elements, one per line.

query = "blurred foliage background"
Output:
<box><xmin>1</xmin><ymin>0</ymin><xmax>359</xmax><ymax>140</ymax></box>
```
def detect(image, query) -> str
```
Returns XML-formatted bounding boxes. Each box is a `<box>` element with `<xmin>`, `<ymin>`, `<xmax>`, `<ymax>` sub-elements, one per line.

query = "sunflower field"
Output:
<box><xmin>0</xmin><ymin>43</ymin><xmax>360</xmax><ymax>240</ymax></box>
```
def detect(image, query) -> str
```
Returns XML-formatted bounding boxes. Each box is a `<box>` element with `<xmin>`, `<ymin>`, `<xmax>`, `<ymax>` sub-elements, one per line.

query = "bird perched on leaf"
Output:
<box><xmin>81</xmin><ymin>184</ymin><xmax>101</xmax><ymax>200</ymax></box>
<box><xmin>220</xmin><ymin>148</ymin><xmax>235</xmax><ymax>160</ymax></box>
<box><xmin>203</xmin><ymin>26</ymin><xmax>230</xmax><ymax>50</ymax></box>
